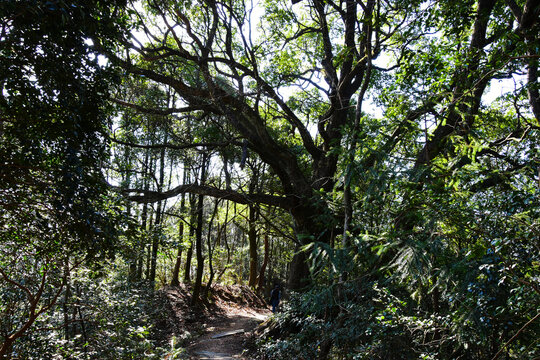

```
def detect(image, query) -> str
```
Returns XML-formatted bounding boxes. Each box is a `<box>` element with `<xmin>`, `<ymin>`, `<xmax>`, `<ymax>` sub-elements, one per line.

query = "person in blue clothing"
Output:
<box><xmin>270</xmin><ymin>284</ymin><xmax>281</xmax><ymax>313</ymax></box>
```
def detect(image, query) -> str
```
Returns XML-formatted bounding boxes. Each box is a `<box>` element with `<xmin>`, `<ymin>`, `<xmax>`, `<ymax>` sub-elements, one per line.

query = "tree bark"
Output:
<box><xmin>191</xmin><ymin>153</ymin><xmax>208</xmax><ymax>305</ymax></box>
<box><xmin>248</xmin><ymin>204</ymin><xmax>259</xmax><ymax>288</ymax></box>
<box><xmin>202</xmin><ymin>198</ymin><xmax>220</xmax><ymax>300</ymax></box>
<box><xmin>183</xmin><ymin>192</ymin><xmax>197</xmax><ymax>283</ymax></box>
<box><xmin>137</xmin><ymin>147</ymin><xmax>151</xmax><ymax>281</ymax></box>
<box><xmin>170</xmin><ymin>221</ymin><xmax>184</xmax><ymax>287</ymax></box>
<box><xmin>171</xmin><ymin>168</ymin><xmax>189</xmax><ymax>286</ymax></box>
<box><xmin>256</xmin><ymin>234</ymin><xmax>270</xmax><ymax>292</ymax></box>
<box><xmin>288</xmin><ymin>246</ymin><xmax>310</xmax><ymax>291</ymax></box>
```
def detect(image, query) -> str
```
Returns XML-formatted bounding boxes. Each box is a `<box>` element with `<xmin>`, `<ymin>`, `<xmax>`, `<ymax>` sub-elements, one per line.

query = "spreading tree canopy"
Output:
<box><xmin>102</xmin><ymin>0</ymin><xmax>539</xmax><ymax>289</ymax></box>
<box><xmin>1</xmin><ymin>0</ymin><xmax>539</xmax><ymax>358</ymax></box>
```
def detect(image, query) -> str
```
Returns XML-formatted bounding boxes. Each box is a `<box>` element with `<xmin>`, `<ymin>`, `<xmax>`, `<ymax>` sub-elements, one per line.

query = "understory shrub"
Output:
<box><xmin>9</xmin><ymin>264</ymin><xmax>173</xmax><ymax>359</ymax></box>
<box><xmin>257</xmin><ymin>277</ymin><xmax>539</xmax><ymax>360</ymax></box>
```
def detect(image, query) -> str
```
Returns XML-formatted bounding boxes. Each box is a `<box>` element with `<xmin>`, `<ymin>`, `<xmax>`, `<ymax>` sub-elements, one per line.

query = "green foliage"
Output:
<box><xmin>10</xmin><ymin>264</ymin><xmax>173</xmax><ymax>359</ymax></box>
<box><xmin>0</xmin><ymin>1</ymin><xmax>129</xmax><ymax>356</ymax></box>
<box><xmin>2</xmin><ymin>0</ymin><xmax>539</xmax><ymax>358</ymax></box>
<box><xmin>0</xmin><ymin>0</ymin><xmax>126</xmax><ymax>257</ymax></box>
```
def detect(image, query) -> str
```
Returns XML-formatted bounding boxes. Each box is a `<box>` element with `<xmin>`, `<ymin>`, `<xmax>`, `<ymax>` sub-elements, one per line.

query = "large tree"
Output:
<box><xmin>102</xmin><ymin>0</ymin><xmax>539</xmax><ymax>290</ymax></box>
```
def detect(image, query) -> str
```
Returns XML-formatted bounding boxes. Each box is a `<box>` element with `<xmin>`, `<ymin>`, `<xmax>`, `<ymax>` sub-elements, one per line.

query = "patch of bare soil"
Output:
<box><xmin>187</xmin><ymin>305</ymin><xmax>269</xmax><ymax>359</ymax></box>
<box><xmin>158</xmin><ymin>284</ymin><xmax>270</xmax><ymax>359</ymax></box>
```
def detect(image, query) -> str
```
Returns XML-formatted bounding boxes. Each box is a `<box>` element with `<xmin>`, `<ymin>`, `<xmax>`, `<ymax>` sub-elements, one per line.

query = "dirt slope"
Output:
<box><xmin>158</xmin><ymin>284</ymin><xmax>271</xmax><ymax>359</ymax></box>
<box><xmin>187</xmin><ymin>306</ymin><xmax>269</xmax><ymax>359</ymax></box>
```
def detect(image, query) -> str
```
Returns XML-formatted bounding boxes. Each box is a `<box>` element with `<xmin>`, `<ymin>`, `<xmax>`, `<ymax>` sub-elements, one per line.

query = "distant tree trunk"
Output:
<box><xmin>183</xmin><ymin>239</ymin><xmax>193</xmax><ymax>282</ymax></box>
<box><xmin>248</xmin><ymin>204</ymin><xmax>259</xmax><ymax>288</ymax></box>
<box><xmin>123</xmin><ymin>145</ymin><xmax>138</xmax><ymax>282</ymax></box>
<box><xmin>171</xmin><ymin>169</ymin><xmax>189</xmax><ymax>286</ymax></box>
<box><xmin>202</xmin><ymin>198</ymin><xmax>220</xmax><ymax>300</ymax></box>
<box><xmin>144</xmin><ymin>209</ymin><xmax>154</xmax><ymax>281</ymax></box>
<box><xmin>183</xmin><ymin>192</ymin><xmax>197</xmax><ymax>283</ymax></box>
<box><xmin>215</xmin><ymin>204</ymin><xmax>231</xmax><ymax>284</ymax></box>
<box><xmin>144</xmin><ymin>152</ymin><xmax>156</xmax><ymax>281</ymax></box>
<box><xmin>137</xmin><ymin>148</ymin><xmax>151</xmax><ymax>281</ymax></box>
<box><xmin>268</xmin><ymin>238</ymin><xmax>274</xmax><ymax>289</ymax></box>
<box><xmin>75</xmin><ymin>284</ymin><xmax>88</xmax><ymax>352</ymax></box>
<box><xmin>127</xmin><ymin>206</ymin><xmax>137</xmax><ymax>282</ymax></box>
<box><xmin>170</xmin><ymin>220</ymin><xmax>185</xmax><ymax>286</ymax></box>
<box><xmin>63</xmin><ymin>260</ymin><xmax>71</xmax><ymax>340</ymax></box>
<box><xmin>256</xmin><ymin>234</ymin><xmax>269</xmax><ymax>292</ymax></box>
<box><xmin>145</xmin><ymin>241</ymin><xmax>151</xmax><ymax>280</ymax></box>
<box><xmin>149</xmin><ymin>133</ymin><xmax>167</xmax><ymax>286</ymax></box>
<box><xmin>191</xmin><ymin>153</ymin><xmax>208</xmax><ymax>305</ymax></box>
<box><xmin>149</xmin><ymin>200</ymin><xmax>162</xmax><ymax>286</ymax></box>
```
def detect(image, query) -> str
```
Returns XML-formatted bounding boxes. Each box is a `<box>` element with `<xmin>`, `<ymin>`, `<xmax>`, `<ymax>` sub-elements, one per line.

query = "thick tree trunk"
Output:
<box><xmin>0</xmin><ymin>338</ymin><xmax>13</xmax><ymax>360</ymax></box>
<box><xmin>288</xmin><ymin>249</ymin><xmax>310</xmax><ymax>291</ymax></box>
<box><xmin>287</xmin><ymin>202</ymin><xmax>332</xmax><ymax>290</ymax></box>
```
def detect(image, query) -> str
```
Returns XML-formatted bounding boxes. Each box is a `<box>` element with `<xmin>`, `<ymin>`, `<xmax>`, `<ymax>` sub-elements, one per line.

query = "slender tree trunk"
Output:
<box><xmin>342</xmin><ymin>50</ymin><xmax>373</xmax><ymax>250</ymax></box>
<box><xmin>144</xmin><ymin>206</ymin><xmax>154</xmax><ymax>281</ymax></box>
<box><xmin>215</xmin><ymin>201</ymin><xmax>230</xmax><ymax>284</ymax></box>
<box><xmin>63</xmin><ymin>260</ymin><xmax>71</xmax><ymax>340</ymax></box>
<box><xmin>144</xmin><ymin>151</ymin><xmax>156</xmax><ymax>281</ymax></box>
<box><xmin>127</xmin><ymin>203</ymin><xmax>137</xmax><ymax>282</ymax></box>
<box><xmin>248</xmin><ymin>204</ymin><xmax>259</xmax><ymax>288</ymax></box>
<box><xmin>136</xmin><ymin>148</ymin><xmax>151</xmax><ymax>281</ymax></box>
<box><xmin>183</xmin><ymin>241</ymin><xmax>193</xmax><ymax>282</ymax></box>
<box><xmin>256</xmin><ymin>234</ymin><xmax>269</xmax><ymax>292</ymax></box>
<box><xmin>191</xmin><ymin>153</ymin><xmax>208</xmax><ymax>305</ymax></box>
<box><xmin>149</xmin><ymin>134</ymin><xmax>167</xmax><ymax>286</ymax></box>
<box><xmin>124</xmin><ymin>146</ymin><xmax>138</xmax><ymax>282</ymax></box>
<box><xmin>149</xmin><ymin>200</ymin><xmax>162</xmax><ymax>286</ymax></box>
<box><xmin>171</xmin><ymin>169</ymin><xmax>189</xmax><ymax>286</ymax></box>
<box><xmin>75</xmin><ymin>284</ymin><xmax>88</xmax><ymax>355</ymax></box>
<box><xmin>170</xmin><ymin>221</ymin><xmax>184</xmax><ymax>287</ymax></box>
<box><xmin>202</xmin><ymin>198</ymin><xmax>220</xmax><ymax>300</ymax></box>
<box><xmin>268</xmin><ymin>238</ymin><xmax>274</xmax><ymax>289</ymax></box>
<box><xmin>183</xmin><ymin>193</ymin><xmax>197</xmax><ymax>283</ymax></box>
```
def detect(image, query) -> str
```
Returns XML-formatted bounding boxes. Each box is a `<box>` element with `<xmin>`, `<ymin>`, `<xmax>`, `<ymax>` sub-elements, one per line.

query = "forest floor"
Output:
<box><xmin>158</xmin><ymin>284</ymin><xmax>271</xmax><ymax>359</ymax></box>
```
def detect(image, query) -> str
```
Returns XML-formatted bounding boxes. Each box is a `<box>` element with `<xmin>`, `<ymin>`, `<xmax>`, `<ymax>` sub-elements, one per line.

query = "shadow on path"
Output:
<box><xmin>187</xmin><ymin>310</ymin><xmax>269</xmax><ymax>360</ymax></box>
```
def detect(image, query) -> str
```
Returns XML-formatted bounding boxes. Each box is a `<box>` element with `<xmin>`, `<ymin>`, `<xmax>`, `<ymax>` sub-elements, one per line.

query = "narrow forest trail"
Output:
<box><xmin>187</xmin><ymin>307</ymin><xmax>269</xmax><ymax>359</ymax></box>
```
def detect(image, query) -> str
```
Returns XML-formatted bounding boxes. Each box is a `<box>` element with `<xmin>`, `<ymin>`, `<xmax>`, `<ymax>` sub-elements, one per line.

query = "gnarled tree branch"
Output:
<box><xmin>125</xmin><ymin>183</ymin><xmax>293</xmax><ymax>210</ymax></box>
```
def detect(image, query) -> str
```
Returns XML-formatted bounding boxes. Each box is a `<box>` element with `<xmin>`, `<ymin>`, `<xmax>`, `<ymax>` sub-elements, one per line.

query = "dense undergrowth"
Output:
<box><xmin>254</xmin><ymin>160</ymin><xmax>540</xmax><ymax>360</ymax></box>
<box><xmin>6</xmin><ymin>266</ymin><xmax>174</xmax><ymax>360</ymax></box>
<box><xmin>257</xmin><ymin>278</ymin><xmax>539</xmax><ymax>360</ymax></box>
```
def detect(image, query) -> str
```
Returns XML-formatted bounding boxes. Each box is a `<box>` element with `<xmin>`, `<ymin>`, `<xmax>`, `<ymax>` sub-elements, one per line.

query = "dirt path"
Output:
<box><xmin>187</xmin><ymin>307</ymin><xmax>270</xmax><ymax>359</ymax></box>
